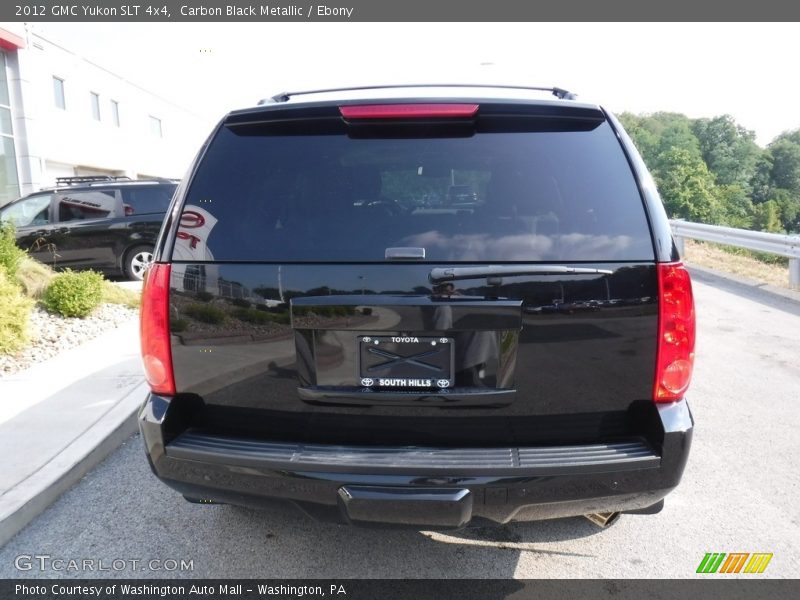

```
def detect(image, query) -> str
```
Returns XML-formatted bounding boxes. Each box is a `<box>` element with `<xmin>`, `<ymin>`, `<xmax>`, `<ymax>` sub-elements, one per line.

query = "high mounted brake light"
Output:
<box><xmin>654</xmin><ymin>262</ymin><xmax>696</xmax><ymax>402</ymax></box>
<box><xmin>339</xmin><ymin>104</ymin><xmax>479</xmax><ymax>120</ymax></box>
<box><xmin>140</xmin><ymin>263</ymin><xmax>175</xmax><ymax>396</ymax></box>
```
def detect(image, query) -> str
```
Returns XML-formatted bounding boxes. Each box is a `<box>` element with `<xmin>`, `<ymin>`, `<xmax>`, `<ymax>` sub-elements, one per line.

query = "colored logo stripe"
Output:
<box><xmin>697</xmin><ymin>552</ymin><xmax>773</xmax><ymax>574</ymax></box>
<box><xmin>719</xmin><ymin>553</ymin><xmax>749</xmax><ymax>573</ymax></box>
<box><xmin>744</xmin><ymin>553</ymin><xmax>773</xmax><ymax>574</ymax></box>
<box><xmin>697</xmin><ymin>553</ymin><xmax>726</xmax><ymax>573</ymax></box>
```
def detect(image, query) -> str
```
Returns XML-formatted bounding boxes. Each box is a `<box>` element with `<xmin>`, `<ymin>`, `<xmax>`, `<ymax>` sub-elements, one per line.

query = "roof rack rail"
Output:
<box><xmin>55</xmin><ymin>175</ymin><xmax>133</xmax><ymax>185</ymax></box>
<box><xmin>263</xmin><ymin>84</ymin><xmax>578</xmax><ymax>104</ymax></box>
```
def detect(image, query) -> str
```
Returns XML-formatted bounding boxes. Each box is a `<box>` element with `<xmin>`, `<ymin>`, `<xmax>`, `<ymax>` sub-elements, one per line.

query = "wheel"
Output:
<box><xmin>124</xmin><ymin>245</ymin><xmax>153</xmax><ymax>281</ymax></box>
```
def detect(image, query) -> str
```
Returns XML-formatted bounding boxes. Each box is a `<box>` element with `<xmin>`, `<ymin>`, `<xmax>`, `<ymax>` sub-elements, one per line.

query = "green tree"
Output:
<box><xmin>654</xmin><ymin>147</ymin><xmax>722</xmax><ymax>223</ymax></box>
<box><xmin>768</xmin><ymin>136</ymin><xmax>800</xmax><ymax>195</ymax></box>
<box><xmin>769</xmin><ymin>188</ymin><xmax>800</xmax><ymax>233</ymax></box>
<box><xmin>750</xmin><ymin>153</ymin><xmax>774</xmax><ymax>204</ymax></box>
<box><xmin>715</xmin><ymin>184</ymin><xmax>754</xmax><ymax>229</ymax></box>
<box><xmin>618</xmin><ymin>112</ymin><xmax>660</xmax><ymax>165</ymax></box>
<box><xmin>751</xmin><ymin>199</ymin><xmax>783</xmax><ymax>233</ymax></box>
<box><xmin>619</xmin><ymin>112</ymin><xmax>702</xmax><ymax>171</ymax></box>
<box><xmin>692</xmin><ymin>115</ymin><xmax>760</xmax><ymax>189</ymax></box>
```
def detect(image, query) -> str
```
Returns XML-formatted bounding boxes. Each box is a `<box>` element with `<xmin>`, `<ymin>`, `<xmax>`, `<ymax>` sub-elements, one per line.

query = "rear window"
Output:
<box><xmin>122</xmin><ymin>185</ymin><xmax>176</xmax><ymax>215</ymax></box>
<box><xmin>177</xmin><ymin>121</ymin><xmax>653</xmax><ymax>262</ymax></box>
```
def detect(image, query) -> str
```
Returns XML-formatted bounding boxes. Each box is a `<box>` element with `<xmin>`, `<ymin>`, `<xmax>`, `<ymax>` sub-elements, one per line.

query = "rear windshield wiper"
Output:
<box><xmin>429</xmin><ymin>265</ymin><xmax>612</xmax><ymax>284</ymax></box>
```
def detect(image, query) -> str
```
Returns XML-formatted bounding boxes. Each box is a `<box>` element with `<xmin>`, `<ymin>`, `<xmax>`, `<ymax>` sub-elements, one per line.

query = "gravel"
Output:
<box><xmin>0</xmin><ymin>303</ymin><xmax>138</xmax><ymax>378</ymax></box>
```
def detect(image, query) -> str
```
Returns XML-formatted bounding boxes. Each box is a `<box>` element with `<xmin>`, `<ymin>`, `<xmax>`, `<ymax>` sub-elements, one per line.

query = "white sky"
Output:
<box><xmin>36</xmin><ymin>22</ymin><xmax>800</xmax><ymax>146</ymax></box>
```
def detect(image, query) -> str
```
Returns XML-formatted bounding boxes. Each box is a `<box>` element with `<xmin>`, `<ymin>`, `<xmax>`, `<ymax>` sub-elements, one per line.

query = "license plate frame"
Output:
<box><xmin>358</xmin><ymin>335</ymin><xmax>454</xmax><ymax>389</ymax></box>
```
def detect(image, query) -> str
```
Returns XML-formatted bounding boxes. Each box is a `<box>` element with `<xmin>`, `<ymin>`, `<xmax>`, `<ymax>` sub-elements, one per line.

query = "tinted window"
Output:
<box><xmin>179</xmin><ymin>121</ymin><xmax>653</xmax><ymax>262</ymax></box>
<box><xmin>56</xmin><ymin>190</ymin><xmax>117</xmax><ymax>222</ymax></box>
<box><xmin>121</xmin><ymin>185</ymin><xmax>176</xmax><ymax>215</ymax></box>
<box><xmin>1</xmin><ymin>194</ymin><xmax>51</xmax><ymax>227</ymax></box>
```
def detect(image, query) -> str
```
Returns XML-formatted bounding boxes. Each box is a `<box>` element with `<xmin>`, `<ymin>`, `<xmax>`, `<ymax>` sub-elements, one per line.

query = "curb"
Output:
<box><xmin>686</xmin><ymin>262</ymin><xmax>800</xmax><ymax>308</ymax></box>
<box><xmin>0</xmin><ymin>381</ymin><xmax>146</xmax><ymax>547</ymax></box>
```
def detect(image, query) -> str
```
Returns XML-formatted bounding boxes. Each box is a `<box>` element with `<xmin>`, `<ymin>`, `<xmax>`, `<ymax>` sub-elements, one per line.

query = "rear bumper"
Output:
<box><xmin>139</xmin><ymin>395</ymin><xmax>693</xmax><ymax>528</ymax></box>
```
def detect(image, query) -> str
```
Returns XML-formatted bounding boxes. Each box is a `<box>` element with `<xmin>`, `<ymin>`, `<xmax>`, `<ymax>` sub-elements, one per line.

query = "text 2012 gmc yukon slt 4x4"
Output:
<box><xmin>139</xmin><ymin>85</ymin><xmax>695</xmax><ymax>529</ymax></box>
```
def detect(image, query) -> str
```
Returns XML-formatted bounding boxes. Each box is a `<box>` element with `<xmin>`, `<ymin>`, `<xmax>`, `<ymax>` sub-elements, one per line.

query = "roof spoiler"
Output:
<box><xmin>259</xmin><ymin>84</ymin><xmax>578</xmax><ymax>105</ymax></box>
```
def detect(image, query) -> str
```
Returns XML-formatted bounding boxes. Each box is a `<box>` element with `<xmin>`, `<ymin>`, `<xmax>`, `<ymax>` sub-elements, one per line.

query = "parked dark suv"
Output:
<box><xmin>0</xmin><ymin>176</ymin><xmax>178</xmax><ymax>280</ymax></box>
<box><xmin>139</xmin><ymin>85</ymin><xmax>695</xmax><ymax>529</ymax></box>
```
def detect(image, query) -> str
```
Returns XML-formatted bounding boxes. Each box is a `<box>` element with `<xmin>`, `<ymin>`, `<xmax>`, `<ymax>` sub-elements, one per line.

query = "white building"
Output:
<box><xmin>0</xmin><ymin>23</ymin><xmax>208</xmax><ymax>207</ymax></box>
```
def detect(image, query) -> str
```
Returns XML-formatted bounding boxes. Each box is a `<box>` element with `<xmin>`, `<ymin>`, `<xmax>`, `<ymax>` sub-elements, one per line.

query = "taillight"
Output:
<box><xmin>339</xmin><ymin>104</ymin><xmax>479</xmax><ymax>119</ymax></box>
<box><xmin>140</xmin><ymin>263</ymin><xmax>175</xmax><ymax>396</ymax></box>
<box><xmin>654</xmin><ymin>263</ymin><xmax>695</xmax><ymax>402</ymax></box>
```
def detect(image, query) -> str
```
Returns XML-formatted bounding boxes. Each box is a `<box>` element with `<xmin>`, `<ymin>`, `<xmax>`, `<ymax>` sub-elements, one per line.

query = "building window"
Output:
<box><xmin>149</xmin><ymin>115</ymin><xmax>162</xmax><ymax>138</ymax></box>
<box><xmin>110</xmin><ymin>100</ymin><xmax>120</xmax><ymax>127</ymax></box>
<box><xmin>53</xmin><ymin>76</ymin><xmax>65</xmax><ymax>110</ymax></box>
<box><xmin>1</xmin><ymin>52</ymin><xmax>20</xmax><ymax>206</ymax></box>
<box><xmin>90</xmin><ymin>92</ymin><xmax>100</xmax><ymax>121</ymax></box>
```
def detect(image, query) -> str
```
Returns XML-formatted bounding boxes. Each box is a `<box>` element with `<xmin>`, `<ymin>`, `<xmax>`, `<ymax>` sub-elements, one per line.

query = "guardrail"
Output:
<box><xmin>669</xmin><ymin>220</ymin><xmax>800</xmax><ymax>289</ymax></box>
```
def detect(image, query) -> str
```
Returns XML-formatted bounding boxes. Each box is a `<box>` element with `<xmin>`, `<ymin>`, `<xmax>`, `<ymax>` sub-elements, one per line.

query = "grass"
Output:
<box><xmin>0</xmin><ymin>223</ymin><xmax>26</xmax><ymax>280</ymax></box>
<box><xmin>101</xmin><ymin>281</ymin><xmax>141</xmax><ymax>308</ymax></box>
<box><xmin>15</xmin><ymin>257</ymin><xmax>55</xmax><ymax>299</ymax></box>
<box><xmin>0</xmin><ymin>266</ymin><xmax>34</xmax><ymax>354</ymax></box>
<box><xmin>683</xmin><ymin>240</ymin><xmax>790</xmax><ymax>288</ymax></box>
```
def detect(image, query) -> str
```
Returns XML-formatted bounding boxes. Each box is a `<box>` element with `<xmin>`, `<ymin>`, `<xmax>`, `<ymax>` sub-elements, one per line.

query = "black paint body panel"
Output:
<box><xmin>167</xmin><ymin>261</ymin><xmax>657</xmax><ymax>447</ymax></box>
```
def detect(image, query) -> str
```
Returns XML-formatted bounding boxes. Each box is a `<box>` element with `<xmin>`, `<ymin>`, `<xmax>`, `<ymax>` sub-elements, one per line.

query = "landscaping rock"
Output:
<box><xmin>0</xmin><ymin>304</ymin><xmax>138</xmax><ymax>377</ymax></box>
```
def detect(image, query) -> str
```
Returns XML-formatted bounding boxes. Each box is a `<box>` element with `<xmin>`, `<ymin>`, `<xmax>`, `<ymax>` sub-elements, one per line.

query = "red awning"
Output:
<box><xmin>0</xmin><ymin>28</ymin><xmax>25</xmax><ymax>51</ymax></box>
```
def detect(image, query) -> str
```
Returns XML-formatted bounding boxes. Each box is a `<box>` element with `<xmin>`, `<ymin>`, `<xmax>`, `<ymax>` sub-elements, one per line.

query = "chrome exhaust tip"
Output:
<box><xmin>584</xmin><ymin>511</ymin><xmax>621</xmax><ymax>528</ymax></box>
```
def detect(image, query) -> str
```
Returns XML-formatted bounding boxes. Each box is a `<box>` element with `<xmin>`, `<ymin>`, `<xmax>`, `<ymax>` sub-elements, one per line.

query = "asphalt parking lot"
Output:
<box><xmin>1</xmin><ymin>273</ymin><xmax>798</xmax><ymax>578</ymax></box>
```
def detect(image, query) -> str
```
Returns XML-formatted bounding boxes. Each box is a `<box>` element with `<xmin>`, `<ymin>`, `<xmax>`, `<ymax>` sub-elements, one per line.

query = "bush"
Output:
<box><xmin>184</xmin><ymin>303</ymin><xmax>226</xmax><ymax>324</ymax></box>
<box><xmin>194</xmin><ymin>291</ymin><xmax>214</xmax><ymax>302</ymax></box>
<box><xmin>269</xmin><ymin>311</ymin><xmax>291</xmax><ymax>325</ymax></box>
<box><xmin>42</xmin><ymin>270</ymin><xmax>104</xmax><ymax>318</ymax></box>
<box><xmin>0</xmin><ymin>266</ymin><xmax>34</xmax><ymax>354</ymax></box>
<box><xmin>230</xmin><ymin>298</ymin><xmax>251</xmax><ymax>308</ymax></box>
<box><xmin>0</xmin><ymin>222</ymin><xmax>26</xmax><ymax>280</ymax></box>
<box><xmin>232</xmin><ymin>307</ymin><xmax>272</xmax><ymax>324</ymax></box>
<box><xmin>233</xmin><ymin>308</ymin><xmax>289</xmax><ymax>325</ymax></box>
<box><xmin>170</xmin><ymin>318</ymin><xmax>189</xmax><ymax>333</ymax></box>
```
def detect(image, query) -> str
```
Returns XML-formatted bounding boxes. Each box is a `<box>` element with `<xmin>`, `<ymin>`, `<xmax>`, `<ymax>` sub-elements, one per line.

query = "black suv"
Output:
<box><xmin>0</xmin><ymin>176</ymin><xmax>178</xmax><ymax>280</ymax></box>
<box><xmin>139</xmin><ymin>85</ymin><xmax>695</xmax><ymax>529</ymax></box>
